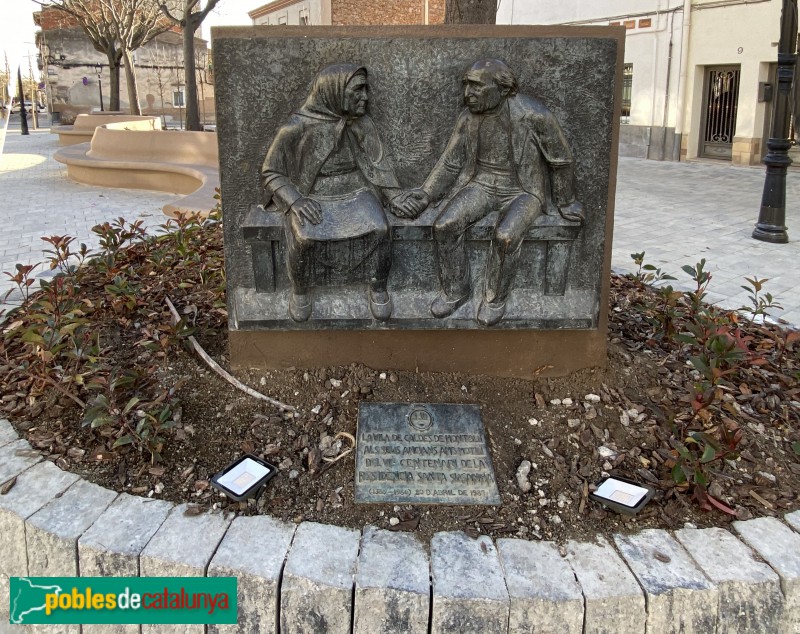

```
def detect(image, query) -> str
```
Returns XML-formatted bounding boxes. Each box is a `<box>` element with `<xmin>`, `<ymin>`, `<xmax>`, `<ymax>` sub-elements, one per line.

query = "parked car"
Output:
<box><xmin>9</xmin><ymin>101</ymin><xmax>46</xmax><ymax>114</ymax></box>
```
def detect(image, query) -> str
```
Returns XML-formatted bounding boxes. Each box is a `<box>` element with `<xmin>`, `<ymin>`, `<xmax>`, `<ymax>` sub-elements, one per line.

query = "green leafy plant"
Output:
<box><xmin>738</xmin><ymin>276</ymin><xmax>784</xmax><ymax>324</ymax></box>
<box><xmin>83</xmin><ymin>372</ymin><xmax>182</xmax><ymax>464</ymax></box>
<box><xmin>630</xmin><ymin>252</ymin><xmax>677</xmax><ymax>286</ymax></box>
<box><xmin>668</xmin><ymin>419</ymin><xmax>743</xmax><ymax>514</ymax></box>
<box><xmin>1</xmin><ymin>204</ymin><xmax>225</xmax><ymax>465</ymax></box>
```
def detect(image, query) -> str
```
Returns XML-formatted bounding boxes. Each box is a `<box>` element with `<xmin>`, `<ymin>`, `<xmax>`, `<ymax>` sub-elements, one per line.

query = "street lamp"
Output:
<box><xmin>753</xmin><ymin>0</ymin><xmax>798</xmax><ymax>243</ymax></box>
<box><xmin>94</xmin><ymin>63</ymin><xmax>104</xmax><ymax>112</ymax></box>
<box><xmin>16</xmin><ymin>68</ymin><xmax>29</xmax><ymax>136</ymax></box>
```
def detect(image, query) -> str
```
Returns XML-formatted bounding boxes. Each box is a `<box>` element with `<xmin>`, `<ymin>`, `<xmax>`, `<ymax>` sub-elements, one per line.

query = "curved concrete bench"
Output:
<box><xmin>54</xmin><ymin>122</ymin><xmax>219</xmax><ymax>219</ymax></box>
<box><xmin>0</xmin><ymin>417</ymin><xmax>797</xmax><ymax>633</ymax></box>
<box><xmin>52</xmin><ymin>114</ymin><xmax>163</xmax><ymax>146</ymax></box>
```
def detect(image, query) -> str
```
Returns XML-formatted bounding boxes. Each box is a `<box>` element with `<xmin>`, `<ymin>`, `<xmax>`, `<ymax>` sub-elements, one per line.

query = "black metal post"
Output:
<box><xmin>754</xmin><ymin>0</ymin><xmax>798</xmax><ymax>243</ymax></box>
<box><xmin>16</xmin><ymin>67</ymin><xmax>29</xmax><ymax>136</ymax></box>
<box><xmin>95</xmin><ymin>64</ymin><xmax>104</xmax><ymax>111</ymax></box>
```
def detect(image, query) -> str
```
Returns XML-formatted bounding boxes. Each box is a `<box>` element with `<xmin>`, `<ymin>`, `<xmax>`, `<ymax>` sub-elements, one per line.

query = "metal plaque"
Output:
<box><xmin>355</xmin><ymin>403</ymin><xmax>501</xmax><ymax>505</ymax></box>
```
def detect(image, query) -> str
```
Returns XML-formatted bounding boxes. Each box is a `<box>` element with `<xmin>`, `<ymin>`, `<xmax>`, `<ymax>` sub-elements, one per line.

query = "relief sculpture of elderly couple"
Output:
<box><xmin>261</xmin><ymin>58</ymin><xmax>584</xmax><ymax>326</ymax></box>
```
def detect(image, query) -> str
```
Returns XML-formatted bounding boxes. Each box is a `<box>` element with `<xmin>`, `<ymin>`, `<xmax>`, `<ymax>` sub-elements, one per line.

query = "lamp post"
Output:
<box><xmin>753</xmin><ymin>0</ymin><xmax>798</xmax><ymax>243</ymax></box>
<box><xmin>16</xmin><ymin>67</ymin><xmax>29</xmax><ymax>136</ymax></box>
<box><xmin>94</xmin><ymin>63</ymin><xmax>104</xmax><ymax>112</ymax></box>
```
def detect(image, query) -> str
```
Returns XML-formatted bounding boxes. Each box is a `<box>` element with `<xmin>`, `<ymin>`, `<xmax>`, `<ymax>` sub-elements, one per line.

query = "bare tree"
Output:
<box><xmin>35</xmin><ymin>0</ymin><xmax>170</xmax><ymax>113</ymax></box>
<box><xmin>1</xmin><ymin>52</ymin><xmax>10</xmax><ymax>109</ymax></box>
<box><xmin>143</xmin><ymin>41</ymin><xmax>175</xmax><ymax>125</ymax></box>
<box><xmin>107</xmin><ymin>0</ymin><xmax>173</xmax><ymax>114</ymax></box>
<box><xmin>445</xmin><ymin>0</ymin><xmax>497</xmax><ymax>24</ymax></box>
<box><xmin>159</xmin><ymin>0</ymin><xmax>222</xmax><ymax>131</ymax></box>
<box><xmin>35</xmin><ymin>1</ymin><xmax>124</xmax><ymax>110</ymax></box>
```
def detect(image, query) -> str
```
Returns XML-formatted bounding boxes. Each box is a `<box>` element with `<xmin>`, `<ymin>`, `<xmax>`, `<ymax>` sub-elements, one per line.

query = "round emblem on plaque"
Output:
<box><xmin>407</xmin><ymin>405</ymin><xmax>434</xmax><ymax>431</ymax></box>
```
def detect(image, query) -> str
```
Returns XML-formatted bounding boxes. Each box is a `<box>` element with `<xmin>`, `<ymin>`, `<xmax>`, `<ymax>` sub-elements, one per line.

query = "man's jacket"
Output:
<box><xmin>422</xmin><ymin>93</ymin><xmax>577</xmax><ymax>212</ymax></box>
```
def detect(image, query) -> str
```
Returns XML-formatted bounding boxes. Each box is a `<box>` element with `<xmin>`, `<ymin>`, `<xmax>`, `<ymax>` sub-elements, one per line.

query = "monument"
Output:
<box><xmin>213</xmin><ymin>25</ymin><xmax>624</xmax><ymax>378</ymax></box>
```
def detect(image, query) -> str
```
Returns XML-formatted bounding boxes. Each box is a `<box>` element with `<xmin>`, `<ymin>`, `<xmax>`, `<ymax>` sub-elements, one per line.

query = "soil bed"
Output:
<box><xmin>3</xmin><ymin>222</ymin><xmax>799</xmax><ymax>544</ymax></box>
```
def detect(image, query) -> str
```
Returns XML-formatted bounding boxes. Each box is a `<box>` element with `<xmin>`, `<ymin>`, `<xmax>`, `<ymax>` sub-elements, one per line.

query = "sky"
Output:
<box><xmin>0</xmin><ymin>0</ymin><xmax>261</xmax><ymax>74</ymax></box>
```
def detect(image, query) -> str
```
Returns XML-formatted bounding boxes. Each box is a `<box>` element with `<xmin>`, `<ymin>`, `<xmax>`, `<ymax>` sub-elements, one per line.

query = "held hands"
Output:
<box><xmin>390</xmin><ymin>189</ymin><xmax>430</xmax><ymax>219</ymax></box>
<box><xmin>289</xmin><ymin>197</ymin><xmax>323</xmax><ymax>226</ymax></box>
<box><xmin>559</xmin><ymin>200</ymin><xmax>584</xmax><ymax>223</ymax></box>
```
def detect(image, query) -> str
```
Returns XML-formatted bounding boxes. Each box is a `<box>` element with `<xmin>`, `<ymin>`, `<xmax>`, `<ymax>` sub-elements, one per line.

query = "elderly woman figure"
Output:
<box><xmin>261</xmin><ymin>64</ymin><xmax>401</xmax><ymax>322</ymax></box>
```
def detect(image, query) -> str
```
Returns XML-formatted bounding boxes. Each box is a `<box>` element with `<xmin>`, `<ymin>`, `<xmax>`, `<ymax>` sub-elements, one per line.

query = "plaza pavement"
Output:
<box><xmin>1</xmin><ymin>112</ymin><xmax>799</xmax><ymax>327</ymax></box>
<box><xmin>0</xmin><ymin>113</ymin><xmax>177</xmax><ymax>305</ymax></box>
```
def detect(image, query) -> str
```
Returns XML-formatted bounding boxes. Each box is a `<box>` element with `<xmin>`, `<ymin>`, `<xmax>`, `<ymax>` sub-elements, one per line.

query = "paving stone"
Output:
<box><xmin>565</xmin><ymin>535</ymin><xmax>646</xmax><ymax>634</ymax></box>
<box><xmin>140</xmin><ymin>504</ymin><xmax>232</xmax><ymax>634</ymax></box>
<box><xmin>0</xmin><ymin>418</ymin><xmax>17</xmax><ymax>446</ymax></box>
<box><xmin>26</xmin><ymin>478</ymin><xmax>118</xmax><ymax>576</ymax></box>
<box><xmin>734</xmin><ymin>517</ymin><xmax>800</xmax><ymax>633</ymax></box>
<box><xmin>24</xmin><ymin>479</ymin><xmax>117</xmax><ymax>634</ymax></box>
<box><xmin>208</xmin><ymin>515</ymin><xmax>296</xmax><ymax>634</ymax></box>
<box><xmin>0</xmin><ymin>461</ymin><xmax>80</xmax><ymax>619</ymax></box>
<box><xmin>676</xmin><ymin>527</ymin><xmax>784</xmax><ymax>633</ymax></box>
<box><xmin>496</xmin><ymin>538</ymin><xmax>583</xmax><ymax>633</ymax></box>
<box><xmin>80</xmin><ymin>494</ymin><xmax>174</xmax><ymax>575</ymax></box>
<box><xmin>430</xmin><ymin>531</ymin><xmax>509</xmax><ymax>634</ymax></box>
<box><xmin>787</xmin><ymin>510</ymin><xmax>800</xmax><ymax>534</ymax></box>
<box><xmin>614</xmin><ymin>529</ymin><xmax>718</xmax><ymax>633</ymax></box>
<box><xmin>280</xmin><ymin>521</ymin><xmax>360</xmax><ymax>634</ymax></box>
<box><xmin>354</xmin><ymin>527</ymin><xmax>430</xmax><ymax>634</ymax></box>
<box><xmin>0</xmin><ymin>438</ymin><xmax>42</xmax><ymax>483</ymax></box>
<box><xmin>78</xmin><ymin>494</ymin><xmax>173</xmax><ymax>634</ymax></box>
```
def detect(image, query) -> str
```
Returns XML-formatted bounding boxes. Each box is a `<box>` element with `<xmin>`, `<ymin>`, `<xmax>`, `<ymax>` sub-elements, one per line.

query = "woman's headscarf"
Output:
<box><xmin>262</xmin><ymin>64</ymin><xmax>399</xmax><ymax>205</ymax></box>
<box><xmin>299</xmin><ymin>63</ymin><xmax>366</xmax><ymax>122</ymax></box>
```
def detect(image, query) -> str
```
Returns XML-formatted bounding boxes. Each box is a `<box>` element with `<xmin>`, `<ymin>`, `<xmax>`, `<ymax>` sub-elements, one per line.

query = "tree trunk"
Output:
<box><xmin>107</xmin><ymin>50</ymin><xmax>122</xmax><ymax>112</ymax></box>
<box><xmin>122</xmin><ymin>49</ymin><xmax>141</xmax><ymax>115</ymax></box>
<box><xmin>183</xmin><ymin>17</ymin><xmax>201</xmax><ymax>131</ymax></box>
<box><xmin>445</xmin><ymin>0</ymin><xmax>497</xmax><ymax>24</ymax></box>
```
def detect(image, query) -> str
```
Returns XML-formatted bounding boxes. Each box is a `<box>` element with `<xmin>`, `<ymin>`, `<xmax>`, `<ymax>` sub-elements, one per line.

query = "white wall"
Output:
<box><xmin>497</xmin><ymin>0</ymin><xmax>683</xmax><ymax>26</ymax></box>
<box><xmin>499</xmin><ymin>0</ymin><xmax>783</xmax><ymax>163</ymax></box>
<box><xmin>497</xmin><ymin>0</ymin><xmax>685</xmax><ymax>130</ymax></box>
<box><xmin>683</xmin><ymin>0</ymin><xmax>780</xmax><ymax>158</ymax></box>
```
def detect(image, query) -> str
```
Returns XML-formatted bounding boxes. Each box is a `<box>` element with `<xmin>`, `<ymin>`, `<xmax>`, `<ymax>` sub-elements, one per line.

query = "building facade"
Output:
<box><xmin>249</xmin><ymin>0</ymin><xmax>445</xmax><ymax>26</ymax></box>
<box><xmin>34</xmin><ymin>6</ymin><xmax>214</xmax><ymax>125</ymax></box>
<box><xmin>498</xmin><ymin>0</ymin><xmax>783</xmax><ymax>166</ymax></box>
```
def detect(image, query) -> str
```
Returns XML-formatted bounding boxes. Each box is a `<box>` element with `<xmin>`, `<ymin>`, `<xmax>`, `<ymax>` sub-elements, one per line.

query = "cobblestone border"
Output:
<box><xmin>1</xmin><ymin>417</ymin><xmax>799</xmax><ymax>633</ymax></box>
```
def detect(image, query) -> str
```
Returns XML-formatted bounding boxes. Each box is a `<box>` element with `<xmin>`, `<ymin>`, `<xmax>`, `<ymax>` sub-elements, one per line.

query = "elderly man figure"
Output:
<box><xmin>262</xmin><ymin>64</ymin><xmax>402</xmax><ymax>322</ymax></box>
<box><xmin>395</xmin><ymin>59</ymin><xmax>583</xmax><ymax>326</ymax></box>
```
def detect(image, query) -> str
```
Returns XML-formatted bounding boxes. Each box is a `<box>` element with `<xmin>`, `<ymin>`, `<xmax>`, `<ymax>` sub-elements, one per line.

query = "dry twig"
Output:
<box><xmin>165</xmin><ymin>296</ymin><xmax>295</xmax><ymax>412</ymax></box>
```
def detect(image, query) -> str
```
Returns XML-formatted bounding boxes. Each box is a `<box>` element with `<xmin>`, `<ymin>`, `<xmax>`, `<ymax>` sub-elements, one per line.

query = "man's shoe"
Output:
<box><xmin>369</xmin><ymin>289</ymin><xmax>393</xmax><ymax>322</ymax></box>
<box><xmin>477</xmin><ymin>299</ymin><xmax>506</xmax><ymax>327</ymax></box>
<box><xmin>430</xmin><ymin>292</ymin><xmax>469</xmax><ymax>318</ymax></box>
<box><xmin>289</xmin><ymin>292</ymin><xmax>312</xmax><ymax>322</ymax></box>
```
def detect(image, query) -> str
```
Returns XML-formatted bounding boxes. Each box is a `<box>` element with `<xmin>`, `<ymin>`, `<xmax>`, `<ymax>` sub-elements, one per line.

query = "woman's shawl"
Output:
<box><xmin>262</xmin><ymin>64</ymin><xmax>399</xmax><ymax>212</ymax></box>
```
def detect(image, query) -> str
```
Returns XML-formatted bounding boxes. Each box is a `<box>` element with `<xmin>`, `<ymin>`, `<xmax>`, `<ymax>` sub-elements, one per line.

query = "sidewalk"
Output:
<box><xmin>611</xmin><ymin>157</ymin><xmax>800</xmax><ymax>327</ymax></box>
<box><xmin>0</xmin><ymin>115</ymin><xmax>177</xmax><ymax>301</ymax></box>
<box><xmin>0</xmin><ymin>115</ymin><xmax>798</xmax><ymax>326</ymax></box>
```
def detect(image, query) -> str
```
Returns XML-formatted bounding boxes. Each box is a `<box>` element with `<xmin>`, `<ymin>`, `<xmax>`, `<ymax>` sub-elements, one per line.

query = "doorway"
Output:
<box><xmin>699</xmin><ymin>65</ymin><xmax>741</xmax><ymax>159</ymax></box>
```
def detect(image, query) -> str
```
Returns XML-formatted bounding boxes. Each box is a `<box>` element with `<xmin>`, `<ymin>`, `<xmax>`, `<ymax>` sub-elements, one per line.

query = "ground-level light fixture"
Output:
<box><xmin>589</xmin><ymin>476</ymin><xmax>654</xmax><ymax>515</ymax></box>
<box><xmin>211</xmin><ymin>454</ymin><xmax>277</xmax><ymax>501</ymax></box>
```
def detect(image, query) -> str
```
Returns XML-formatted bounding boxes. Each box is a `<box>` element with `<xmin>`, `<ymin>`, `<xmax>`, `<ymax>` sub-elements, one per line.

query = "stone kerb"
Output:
<box><xmin>3</xmin><ymin>416</ymin><xmax>800</xmax><ymax>633</ymax></box>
